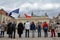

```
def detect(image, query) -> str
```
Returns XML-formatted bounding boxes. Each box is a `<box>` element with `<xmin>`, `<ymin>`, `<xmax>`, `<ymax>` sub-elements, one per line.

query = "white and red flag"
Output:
<box><xmin>24</xmin><ymin>13</ymin><xmax>31</xmax><ymax>18</ymax></box>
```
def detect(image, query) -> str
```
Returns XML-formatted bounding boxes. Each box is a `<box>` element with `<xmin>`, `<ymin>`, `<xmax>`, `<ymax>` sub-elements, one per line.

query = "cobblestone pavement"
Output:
<box><xmin>0</xmin><ymin>30</ymin><xmax>60</xmax><ymax>40</ymax></box>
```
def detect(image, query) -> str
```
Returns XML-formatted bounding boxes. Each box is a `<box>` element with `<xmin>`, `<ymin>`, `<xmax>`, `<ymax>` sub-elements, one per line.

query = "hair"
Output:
<box><xmin>2</xmin><ymin>21</ymin><xmax>5</xmax><ymax>23</ymax></box>
<box><xmin>26</xmin><ymin>20</ymin><xmax>29</xmax><ymax>22</ymax></box>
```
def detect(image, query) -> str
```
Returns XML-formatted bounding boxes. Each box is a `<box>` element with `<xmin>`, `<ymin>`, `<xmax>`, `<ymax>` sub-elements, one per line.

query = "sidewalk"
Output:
<box><xmin>0</xmin><ymin>30</ymin><xmax>60</xmax><ymax>40</ymax></box>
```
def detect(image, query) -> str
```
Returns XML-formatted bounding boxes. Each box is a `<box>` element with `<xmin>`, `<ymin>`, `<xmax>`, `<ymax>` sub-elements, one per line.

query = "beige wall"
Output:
<box><xmin>0</xmin><ymin>14</ymin><xmax>2</xmax><ymax>23</ymax></box>
<box><xmin>58</xmin><ymin>16</ymin><xmax>60</xmax><ymax>19</ymax></box>
<box><xmin>16</xmin><ymin>16</ymin><xmax>50</xmax><ymax>25</ymax></box>
<box><xmin>0</xmin><ymin>13</ymin><xmax>50</xmax><ymax>25</ymax></box>
<box><xmin>1</xmin><ymin>14</ymin><xmax>16</xmax><ymax>24</ymax></box>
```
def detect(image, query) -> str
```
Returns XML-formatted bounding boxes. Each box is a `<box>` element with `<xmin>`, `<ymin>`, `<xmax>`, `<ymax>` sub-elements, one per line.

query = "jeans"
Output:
<box><xmin>44</xmin><ymin>28</ymin><xmax>48</xmax><ymax>37</ymax></box>
<box><xmin>1</xmin><ymin>31</ymin><xmax>5</xmax><ymax>37</ymax></box>
<box><xmin>32</xmin><ymin>30</ymin><xmax>35</xmax><ymax>37</ymax></box>
<box><xmin>38</xmin><ymin>29</ymin><xmax>41</xmax><ymax>37</ymax></box>
<box><xmin>0</xmin><ymin>32</ymin><xmax>1</xmax><ymax>38</ymax></box>
<box><xmin>25</xmin><ymin>29</ymin><xmax>29</xmax><ymax>38</ymax></box>
<box><xmin>51</xmin><ymin>29</ymin><xmax>56</xmax><ymax>37</ymax></box>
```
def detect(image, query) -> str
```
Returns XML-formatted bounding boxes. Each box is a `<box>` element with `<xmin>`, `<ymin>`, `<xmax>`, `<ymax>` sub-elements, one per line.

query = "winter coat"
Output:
<box><xmin>37</xmin><ymin>24</ymin><xmax>41</xmax><ymax>30</ymax></box>
<box><xmin>42</xmin><ymin>22</ymin><xmax>48</xmax><ymax>31</ymax></box>
<box><xmin>12</xmin><ymin>23</ymin><xmax>16</xmax><ymax>32</ymax></box>
<box><xmin>30</xmin><ymin>23</ymin><xmax>36</xmax><ymax>30</ymax></box>
<box><xmin>0</xmin><ymin>24</ymin><xmax>1</xmax><ymax>32</ymax></box>
<box><xmin>1</xmin><ymin>23</ymin><xmax>5</xmax><ymax>31</ymax></box>
<box><xmin>25</xmin><ymin>22</ymin><xmax>30</xmax><ymax>30</ymax></box>
<box><xmin>17</xmin><ymin>23</ymin><xmax>24</xmax><ymax>34</ymax></box>
<box><xmin>42</xmin><ymin>22</ymin><xmax>48</xmax><ymax>29</ymax></box>
<box><xmin>50</xmin><ymin>23</ymin><xmax>56</xmax><ymax>29</ymax></box>
<box><xmin>7</xmin><ymin>22</ymin><xmax>13</xmax><ymax>34</ymax></box>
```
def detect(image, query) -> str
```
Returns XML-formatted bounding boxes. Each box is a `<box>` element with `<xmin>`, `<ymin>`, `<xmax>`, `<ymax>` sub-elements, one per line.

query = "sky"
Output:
<box><xmin>0</xmin><ymin>0</ymin><xmax>60</xmax><ymax>18</ymax></box>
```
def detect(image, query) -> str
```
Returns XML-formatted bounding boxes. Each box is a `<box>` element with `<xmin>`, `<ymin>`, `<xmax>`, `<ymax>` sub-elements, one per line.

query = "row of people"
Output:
<box><xmin>0</xmin><ymin>21</ymin><xmax>59</xmax><ymax>39</ymax></box>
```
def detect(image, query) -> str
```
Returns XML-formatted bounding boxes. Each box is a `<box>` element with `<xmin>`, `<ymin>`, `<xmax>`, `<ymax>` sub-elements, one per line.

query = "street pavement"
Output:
<box><xmin>0</xmin><ymin>30</ymin><xmax>60</xmax><ymax>40</ymax></box>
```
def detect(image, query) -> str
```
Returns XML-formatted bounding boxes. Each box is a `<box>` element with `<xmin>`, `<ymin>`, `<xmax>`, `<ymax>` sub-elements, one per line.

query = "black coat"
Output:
<box><xmin>12</xmin><ymin>23</ymin><xmax>16</xmax><ymax>32</ymax></box>
<box><xmin>7</xmin><ymin>22</ymin><xmax>13</xmax><ymax>34</ymax></box>
<box><xmin>17</xmin><ymin>23</ymin><xmax>24</xmax><ymax>35</ymax></box>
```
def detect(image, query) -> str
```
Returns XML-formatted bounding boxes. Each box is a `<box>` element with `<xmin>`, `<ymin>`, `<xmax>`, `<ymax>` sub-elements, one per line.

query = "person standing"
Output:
<box><xmin>11</xmin><ymin>21</ymin><xmax>16</xmax><ymax>38</ymax></box>
<box><xmin>17</xmin><ymin>22</ymin><xmax>24</xmax><ymax>38</ymax></box>
<box><xmin>37</xmin><ymin>22</ymin><xmax>41</xmax><ymax>37</ymax></box>
<box><xmin>25</xmin><ymin>21</ymin><xmax>30</xmax><ymax>38</ymax></box>
<box><xmin>42</xmin><ymin>22</ymin><xmax>48</xmax><ymax>37</ymax></box>
<box><xmin>7</xmin><ymin>22</ymin><xmax>13</xmax><ymax>38</ymax></box>
<box><xmin>30</xmin><ymin>22</ymin><xmax>36</xmax><ymax>38</ymax></box>
<box><xmin>0</xmin><ymin>22</ymin><xmax>1</xmax><ymax>38</ymax></box>
<box><xmin>57</xmin><ymin>24</ymin><xmax>60</xmax><ymax>37</ymax></box>
<box><xmin>1</xmin><ymin>21</ymin><xmax>6</xmax><ymax>37</ymax></box>
<box><xmin>50</xmin><ymin>22</ymin><xmax>56</xmax><ymax>37</ymax></box>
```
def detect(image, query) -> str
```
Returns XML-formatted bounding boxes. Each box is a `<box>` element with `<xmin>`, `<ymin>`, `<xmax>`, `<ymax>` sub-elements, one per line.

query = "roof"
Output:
<box><xmin>0</xmin><ymin>9</ymin><xmax>8</xmax><ymax>15</ymax></box>
<box><xmin>0</xmin><ymin>9</ymin><xmax>15</xmax><ymax>19</ymax></box>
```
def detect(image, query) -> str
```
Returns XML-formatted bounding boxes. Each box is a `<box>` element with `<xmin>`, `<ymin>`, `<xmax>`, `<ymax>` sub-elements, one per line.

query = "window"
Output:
<box><xmin>3</xmin><ymin>17</ymin><xmax>5</xmax><ymax>21</ymax></box>
<box><xmin>6</xmin><ymin>18</ymin><xmax>8</xmax><ymax>21</ymax></box>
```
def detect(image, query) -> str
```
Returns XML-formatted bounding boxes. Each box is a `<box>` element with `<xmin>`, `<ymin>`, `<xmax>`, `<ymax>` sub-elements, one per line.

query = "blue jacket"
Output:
<box><xmin>30</xmin><ymin>23</ymin><xmax>36</xmax><ymax>30</ymax></box>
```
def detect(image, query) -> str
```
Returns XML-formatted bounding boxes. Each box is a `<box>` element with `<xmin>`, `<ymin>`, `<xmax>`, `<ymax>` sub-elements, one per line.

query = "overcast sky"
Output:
<box><xmin>0</xmin><ymin>0</ymin><xmax>60</xmax><ymax>18</ymax></box>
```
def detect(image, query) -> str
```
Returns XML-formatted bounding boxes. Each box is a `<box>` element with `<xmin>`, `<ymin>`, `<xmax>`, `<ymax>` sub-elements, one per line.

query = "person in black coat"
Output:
<box><xmin>17</xmin><ymin>22</ymin><xmax>24</xmax><ymax>38</ymax></box>
<box><xmin>7</xmin><ymin>22</ymin><xmax>13</xmax><ymax>38</ymax></box>
<box><xmin>11</xmin><ymin>21</ymin><xmax>16</xmax><ymax>38</ymax></box>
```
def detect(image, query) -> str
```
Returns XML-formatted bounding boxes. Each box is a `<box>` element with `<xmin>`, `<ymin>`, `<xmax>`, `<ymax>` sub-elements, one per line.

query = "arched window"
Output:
<box><xmin>6</xmin><ymin>18</ymin><xmax>8</xmax><ymax>21</ymax></box>
<box><xmin>3</xmin><ymin>17</ymin><xmax>5</xmax><ymax>21</ymax></box>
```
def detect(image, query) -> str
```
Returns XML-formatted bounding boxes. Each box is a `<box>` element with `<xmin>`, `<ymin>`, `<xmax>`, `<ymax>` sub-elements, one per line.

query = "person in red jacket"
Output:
<box><xmin>42</xmin><ymin>22</ymin><xmax>48</xmax><ymax>37</ymax></box>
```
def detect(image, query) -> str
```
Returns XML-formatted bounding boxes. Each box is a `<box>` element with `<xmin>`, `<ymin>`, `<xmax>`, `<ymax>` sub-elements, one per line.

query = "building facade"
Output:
<box><xmin>0</xmin><ymin>9</ymin><xmax>50</xmax><ymax>25</ymax></box>
<box><xmin>16</xmin><ymin>15</ymin><xmax>50</xmax><ymax>25</ymax></box>
<box><xmin>0</xmin><ymin>9</ymin><xmax>15</xmax><ymax>24</ymax></box>
<box><xmin>55</xmin><ymin>13</ymin><xmax>60</xmax><ymax>24</ymax></box>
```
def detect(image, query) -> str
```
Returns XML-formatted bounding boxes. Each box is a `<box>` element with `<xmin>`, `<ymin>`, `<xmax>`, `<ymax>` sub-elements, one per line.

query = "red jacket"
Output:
<box><xmin>42</xmin><ymin>22</ymin><xmax>48</xmax><ymax>28</ymax></box>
